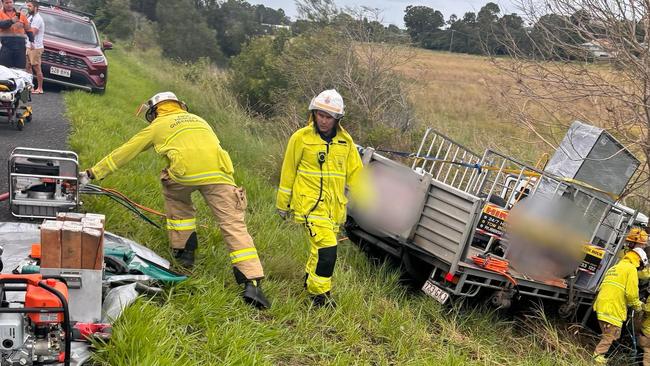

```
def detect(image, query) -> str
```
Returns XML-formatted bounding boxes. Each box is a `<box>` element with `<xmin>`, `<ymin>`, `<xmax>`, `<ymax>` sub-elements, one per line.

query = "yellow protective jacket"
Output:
<box><xmin>90</xmin><ymin>101</ymin><xmax>236</xmax><ymax>186</ymax></box>
<box><xmin>593</xmin><ymin>251</ymin><xmax>644</xmax><ymax>327</ymax></box>
<box><xmin>276</xmin><ymin>122</ymin><xmax>364</xmax><ymax>228</ymax></box>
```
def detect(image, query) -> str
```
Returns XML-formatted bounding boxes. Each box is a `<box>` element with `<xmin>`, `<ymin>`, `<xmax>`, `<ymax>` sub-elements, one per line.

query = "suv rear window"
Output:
<box><xmin>40</xmin><ymin>11</ymin><xmax>98</xmax><ymax>46</ymax></box>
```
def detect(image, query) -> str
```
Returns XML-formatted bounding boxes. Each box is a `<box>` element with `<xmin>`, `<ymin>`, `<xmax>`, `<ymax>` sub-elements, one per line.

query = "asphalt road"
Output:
<box><xmin>0</xmin><ymin>86</ymin><xmax>68</xmax><ymax>222</ymax></box>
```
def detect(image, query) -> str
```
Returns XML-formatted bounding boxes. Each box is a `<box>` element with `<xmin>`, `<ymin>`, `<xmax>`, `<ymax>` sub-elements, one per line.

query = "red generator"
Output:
<box><xmin>0</xmin><ymin>274</ymin><xmax>71</xmax><ymax>366</ymax></box>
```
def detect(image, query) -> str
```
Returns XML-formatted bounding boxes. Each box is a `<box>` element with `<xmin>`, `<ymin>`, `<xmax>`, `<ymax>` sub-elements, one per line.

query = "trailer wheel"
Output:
<box><xmin>558</xmin><ymin>303</ymin><xmax>577</xmax><ymax>320</ymax></box>
<box><xmin>488</xmin><ymin>290</ymin><xmax>514</xmax><ymax>309</ymax></box>
<box><xmin>401</xmin><ymin>251</ymin><xmax>433</xmax><ymax>287</ymax></box>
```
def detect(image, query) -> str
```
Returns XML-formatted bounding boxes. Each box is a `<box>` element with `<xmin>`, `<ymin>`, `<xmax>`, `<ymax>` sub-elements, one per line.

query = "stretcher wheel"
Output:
<box><xmin>16</xmin><ymin>118</ymin><xmax>23</xmax><ymax>131</ymax></box>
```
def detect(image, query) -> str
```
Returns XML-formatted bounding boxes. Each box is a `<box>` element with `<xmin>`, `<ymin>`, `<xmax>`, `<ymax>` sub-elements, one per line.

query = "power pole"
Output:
<box><xmin>449</xmin><ymin>29</ymin><xmax>455</xmax><ymax>52</ymax></box>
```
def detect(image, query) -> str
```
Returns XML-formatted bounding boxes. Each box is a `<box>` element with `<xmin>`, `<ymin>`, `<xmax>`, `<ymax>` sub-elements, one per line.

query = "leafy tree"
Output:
<box><xmin>204</xmin><ymin>0</ymin><xmax>264</xmax><ymax>57</ymax></box>
<box><xmin>229</xmin><ymin>34</ymin><xmax>289</xmax><ymax>116</ymax></box>
<box><xmin>403</xmin><ymin>5</ymin><xmax>444</xmax><ymax>44</ymax></box>
<box><xmin>130</xmin><ymin>0</ymin><xmax>158</xmax><ymax>21</ymax></box>
<box><xmin>156</xmin><ymin>0</ymin><xmax>223</xmax><ymax>62</ymax></box>
<box><xmin>95</xmin><ymin>0</ymin><xmax>136</xmax><ymax>40</ymax></box>
<box><xmin>254</xmin><ymin>5</ymin><xmax>289</xmax><ymax>25</ymax></box>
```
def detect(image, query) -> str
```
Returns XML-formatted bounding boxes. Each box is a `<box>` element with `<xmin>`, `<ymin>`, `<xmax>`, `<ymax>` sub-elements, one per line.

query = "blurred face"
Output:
<box><xmin>315</xmin><ymin>110</ymin><xmax>336</xmax><ymax>135</ymax></box>
<box><xmin>2</xmin><ymin>0</ymin><xmax>13</xmax><ymax>12</ymax></box>
<box><xmin>27</xmin><ymin>3</ymin><xmax>35</xmax><ymax>14</ymax></box>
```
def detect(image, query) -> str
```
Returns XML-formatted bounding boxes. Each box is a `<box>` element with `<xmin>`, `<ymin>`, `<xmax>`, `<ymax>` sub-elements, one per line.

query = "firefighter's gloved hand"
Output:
<box><xmin>277</xmin><ymin>209</ymin><xmax>288</xmax><ymax>220</ymax></box>
<box><xmin>78</xmin><ymin>170</ymin><xmax>92</xmax><ymax>187</ymax></box>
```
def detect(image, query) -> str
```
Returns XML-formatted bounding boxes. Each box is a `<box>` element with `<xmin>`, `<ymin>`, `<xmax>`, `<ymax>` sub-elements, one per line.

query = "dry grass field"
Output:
<box><xmin>396</xmin><ymin>48</ymin><xmax>553</xmax><ymax>164</ymax></box>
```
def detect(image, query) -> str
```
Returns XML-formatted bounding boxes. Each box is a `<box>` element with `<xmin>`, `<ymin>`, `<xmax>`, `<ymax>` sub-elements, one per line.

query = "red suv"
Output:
<box><xmin>30</xmin><ymin>5</ymin><xmax>111</xmax><ymax>93</ymax></box>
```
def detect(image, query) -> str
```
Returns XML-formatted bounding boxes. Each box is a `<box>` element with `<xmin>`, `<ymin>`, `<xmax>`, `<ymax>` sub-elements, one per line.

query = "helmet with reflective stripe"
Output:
<box><xmin>308</xmin><ymin>89</ymin><xmax>345</xmax><ymax>119</ymax></box>
<box><xmin>136</xmin><ymin>91</ymin><xmax>187</xmax><ymax>122</ymax></box>
<box><xmin>633</xmin><ymin>247</ymin><xmax>649</xmax><ymax>267</ymax></box>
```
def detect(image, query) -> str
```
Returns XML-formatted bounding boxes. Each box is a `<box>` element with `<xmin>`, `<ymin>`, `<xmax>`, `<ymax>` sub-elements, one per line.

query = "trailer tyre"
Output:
<box><xmin>558</xmin><ymin>303</ymin><xmax>577</xmax><ymax>319</ymax></box>
<box><xmin>401</xmin><ymin>251</ymin><xmax>433</xmax><ymax>287</ymax></box>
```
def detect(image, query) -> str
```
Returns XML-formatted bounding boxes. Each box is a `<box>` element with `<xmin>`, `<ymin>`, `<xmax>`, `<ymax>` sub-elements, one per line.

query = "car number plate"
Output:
<box><xmin>50</xmin><ymin>66</ymin><xmax>71</xmax><ymax>78</ymax></box>
<box><xmin>421</xmin><ymin>279</ymin><xmax>450</xmax><ymax>304</ymax></box>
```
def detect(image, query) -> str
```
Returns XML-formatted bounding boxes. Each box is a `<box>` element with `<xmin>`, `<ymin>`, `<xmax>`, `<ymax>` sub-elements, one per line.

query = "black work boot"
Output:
<box><xmin>312</xmin><ymin>291</ymin><xmax>336</xmax><ymax>308</ymax></box>
<box><xmin>173</xmin><ymin>233</ymin><xmax>198</xmax><ymax>268</ymax></box>
<box><xmin>242</xmin><ymin>280</ymin><xmax>271</xmax><ymax>309</ymax></box>
<box><xmin>173</xmin><ymin>249</ymin><xmax>195</xmax><ymax>268</ymax></box>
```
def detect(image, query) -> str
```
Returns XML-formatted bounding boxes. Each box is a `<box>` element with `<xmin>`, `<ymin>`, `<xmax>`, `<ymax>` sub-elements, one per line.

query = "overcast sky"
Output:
<box><xmin>247</xmin><ymin>0</ymin><xmax>517</xmax><ymax>27</ymax></box>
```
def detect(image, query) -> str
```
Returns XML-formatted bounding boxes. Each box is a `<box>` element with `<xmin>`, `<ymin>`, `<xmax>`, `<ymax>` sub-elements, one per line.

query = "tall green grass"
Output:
<box><xmin>64</xmin><ymin>47</ymin><xmax>594</xmax><ymax>365</ymax></box>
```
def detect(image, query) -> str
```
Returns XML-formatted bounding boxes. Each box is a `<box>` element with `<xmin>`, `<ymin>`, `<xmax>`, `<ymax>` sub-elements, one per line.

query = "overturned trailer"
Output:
<box><xmin>347</xmin><ymin>121</ymin><xmax>642</xmax><ymax>322</ymax></box>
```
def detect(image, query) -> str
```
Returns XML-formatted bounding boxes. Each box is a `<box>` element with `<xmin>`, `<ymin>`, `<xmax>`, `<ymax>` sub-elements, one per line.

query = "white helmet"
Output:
<box><xmin>633</xmin><ymin>247</ymin><xmax>649</xmax><ymax>267</ymax></box>
<box><xmin>136</xmin><ymin>91</ymin><xmax>186</xmax><ymax>122</ymax></box>
<box><xmin>308</xmin><ymin>89</ymin><xmax>345</xmax><ymax>119</ymax></box>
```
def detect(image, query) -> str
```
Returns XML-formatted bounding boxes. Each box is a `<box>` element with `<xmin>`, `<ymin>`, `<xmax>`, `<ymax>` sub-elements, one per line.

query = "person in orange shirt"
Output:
<box><xmin>0</xmin><ymin>0</ymin><xmax>33</xmax><ymax>68</ymax></box>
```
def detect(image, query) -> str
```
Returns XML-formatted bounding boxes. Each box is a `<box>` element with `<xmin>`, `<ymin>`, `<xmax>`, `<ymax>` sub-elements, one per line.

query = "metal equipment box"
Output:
<box><xmin>544</xmin><ymin>120</ymin><xmax>640</xmax><ymax>198</ymax></box>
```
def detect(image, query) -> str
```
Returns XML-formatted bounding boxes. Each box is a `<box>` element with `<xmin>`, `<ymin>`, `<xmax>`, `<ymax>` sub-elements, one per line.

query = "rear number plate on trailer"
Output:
<box><xmin>50</xmin><ymin>66</ymin><xmax>70</xmax><ymax>78</ymax></box>
<box><xmin>422</xmin><ymin>279</ymin><xmax>450</xmax><ymax>304</ymax></box>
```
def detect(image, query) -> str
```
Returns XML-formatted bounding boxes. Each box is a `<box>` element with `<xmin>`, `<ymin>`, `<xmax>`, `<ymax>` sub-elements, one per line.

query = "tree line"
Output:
<box><xmin>65</xmin><ymin>0</ymin><xmax>291</xmax><ymax>62</ymax></box>
<box><xmin>404</xmin><ymin>2</ymin><xmax>646</xmax><ymax>59</ymax></box>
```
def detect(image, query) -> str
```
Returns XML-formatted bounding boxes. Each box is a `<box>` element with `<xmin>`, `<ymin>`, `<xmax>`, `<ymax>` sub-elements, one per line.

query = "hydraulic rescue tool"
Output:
<box><xmin>8</xmin><ymin>148</ymin><xmax>79</xmax><ymax>219</ymax></box>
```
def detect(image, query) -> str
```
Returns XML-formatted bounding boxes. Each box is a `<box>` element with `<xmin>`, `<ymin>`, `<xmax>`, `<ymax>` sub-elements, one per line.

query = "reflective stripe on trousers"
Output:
<box><xmin>161</xmin><ymin>175</ymin><xmax>264</xmax><ymax>280</ymax></box>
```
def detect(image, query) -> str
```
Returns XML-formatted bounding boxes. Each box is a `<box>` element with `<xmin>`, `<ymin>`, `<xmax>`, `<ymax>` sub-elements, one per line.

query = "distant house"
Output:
<box><xmin>581</xmin><ymin>39</ymin><xmax>617</xmax><ymax>60</ymax></box>
<box><xmin>262</xmin><ymin>23</ymin><xmax>291</xmax><ymax>30</ymax></box>
<box><xmin>260</xmin><ymin>23</ymin><xmax>292</xmax><ymax>35</ymax></box>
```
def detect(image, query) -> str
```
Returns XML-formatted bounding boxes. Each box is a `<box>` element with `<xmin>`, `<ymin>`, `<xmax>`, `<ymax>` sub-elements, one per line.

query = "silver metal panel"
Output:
<box><xmin>0</xmin><ymin>314</ymin><xmax>23</xmax><ymax>350</ymax></box>
<box><xmin>40</xmin><ymin>268</ymin><xmax>102</xmax><ymax>323</ymax></box>
<box><xmin>412</xmin><ymin>179</ymin><xmax>480</xmax><ymax>265</ymax></box>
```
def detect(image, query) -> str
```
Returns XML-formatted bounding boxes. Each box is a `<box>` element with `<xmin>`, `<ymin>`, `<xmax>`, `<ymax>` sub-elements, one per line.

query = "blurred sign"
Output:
<box><xmin>477</xmin><ymin>204</ymin><xmax>508</xmax><ymax>239</ymax></box>
<box><xmin>579</xmin><ymin>244</ymin><xmax>605</xmax><ymax>274</ymax></box>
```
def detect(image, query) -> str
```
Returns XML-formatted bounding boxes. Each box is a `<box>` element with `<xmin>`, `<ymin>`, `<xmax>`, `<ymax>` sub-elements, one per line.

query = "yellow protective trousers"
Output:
<box><xmin>304</xmin><ymin>223</ymin><xmax>339</xmax><ymax>295</ymax></box>
<box><xmin>161</xmin><ymin>172</ymin><xmax>264</xmax><ymax>281</ymax></box>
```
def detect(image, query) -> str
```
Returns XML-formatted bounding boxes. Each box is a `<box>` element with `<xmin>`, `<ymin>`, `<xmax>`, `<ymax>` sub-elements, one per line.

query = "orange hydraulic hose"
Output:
<box><xmin>100</xmin><ymin>187</ymin><xmax>166</xmax><ymax>217</ymax></box>
<box><xmin>471</xmin><ymin>255</ymin><xmax>518</xmax><ymax>287</ymax></box>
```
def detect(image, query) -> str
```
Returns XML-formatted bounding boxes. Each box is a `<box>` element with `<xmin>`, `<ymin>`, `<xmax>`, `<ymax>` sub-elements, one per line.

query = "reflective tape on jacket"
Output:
<box><xmin>106</xmin><ymin>155</ymin><xmax>118</xmax><ymax>172</ymax></box>
<box><xmin>170</xmin><ymin>170</ymin><xmax>235</xmax><ymax>184</ymax></box>
<box><xmin>297</xmin><ymin>169</ymin><xmax>346</xmax><ymax>179</ymax></box>
<box><xmin>159</xmin><ymin>126</ymin><xmax>212</xmax><ymax>150</ymax></box>
<box><xmin>230</xmin><ymin>247</ymin><xmax>259</xmax><ymax>264</ymax></box>
<box><xmin>166</xmin><ymin>218</ymin><xmax>197</xmax><ymax>231</ymax></box>
<box><xmin>278</xmin><ymin>186</ymin><xmax>292</xmax><ymax>195</ymax></box>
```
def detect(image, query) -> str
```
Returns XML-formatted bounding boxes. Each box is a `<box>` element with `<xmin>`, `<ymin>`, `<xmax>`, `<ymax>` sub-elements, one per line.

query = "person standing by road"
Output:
<box><xmin>25</xmin><ymin>1</ymin><xmax>44</xmax><ymax>93</ymax></box>
<box><xmin>79</xmin><ymin>92</ymin><xmax>272</xmax><ymax>309</ymax></box>
<box><xmin>276</xmin><ymin>89</ymin><xmax>367</xmax><ymax>308</ymax></box>
<box><xmin>0</xmin><ymin>0</ymin><xmax>33</xmax><ymax>69</ymax></box>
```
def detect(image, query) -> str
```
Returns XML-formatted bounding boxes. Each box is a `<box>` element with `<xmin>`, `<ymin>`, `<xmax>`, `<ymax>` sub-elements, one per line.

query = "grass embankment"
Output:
<box><xmin>64</xmin><ymin>47</ymin><xmax>592</xmax><ymax>365</ymax></box>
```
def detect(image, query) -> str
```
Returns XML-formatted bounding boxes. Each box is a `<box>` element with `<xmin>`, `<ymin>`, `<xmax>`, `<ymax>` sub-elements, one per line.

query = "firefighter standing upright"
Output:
<box><xmin>276</xmin><ymin>89</ymin><xmax>366</xmax><ymax>307</ymax></box>
<box><xmin>79</xmin><ymin>92</ymin><xmax>271</xmax><ymax>309</ymax></box>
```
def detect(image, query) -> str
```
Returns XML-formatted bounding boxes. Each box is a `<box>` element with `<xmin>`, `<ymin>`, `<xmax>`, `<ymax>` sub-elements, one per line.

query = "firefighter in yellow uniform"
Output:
<box><xmin>592</xmin><ymin>247</ymin><xmax>647</xmax><ymax>364</ymax></box>
<box><xmin>625</xmin><ymin>227</ymin><xmax>650</xmax><ymax>281</ymax></box>
<box><xmin>276</xmin><ymin>89</ymin><xmax>365</xmax><ymax>307</ymax></box>
<box><xmin>79</xmin><ymin>92</ymin><xmax>270</xmax><ymax>309</ymax></box>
